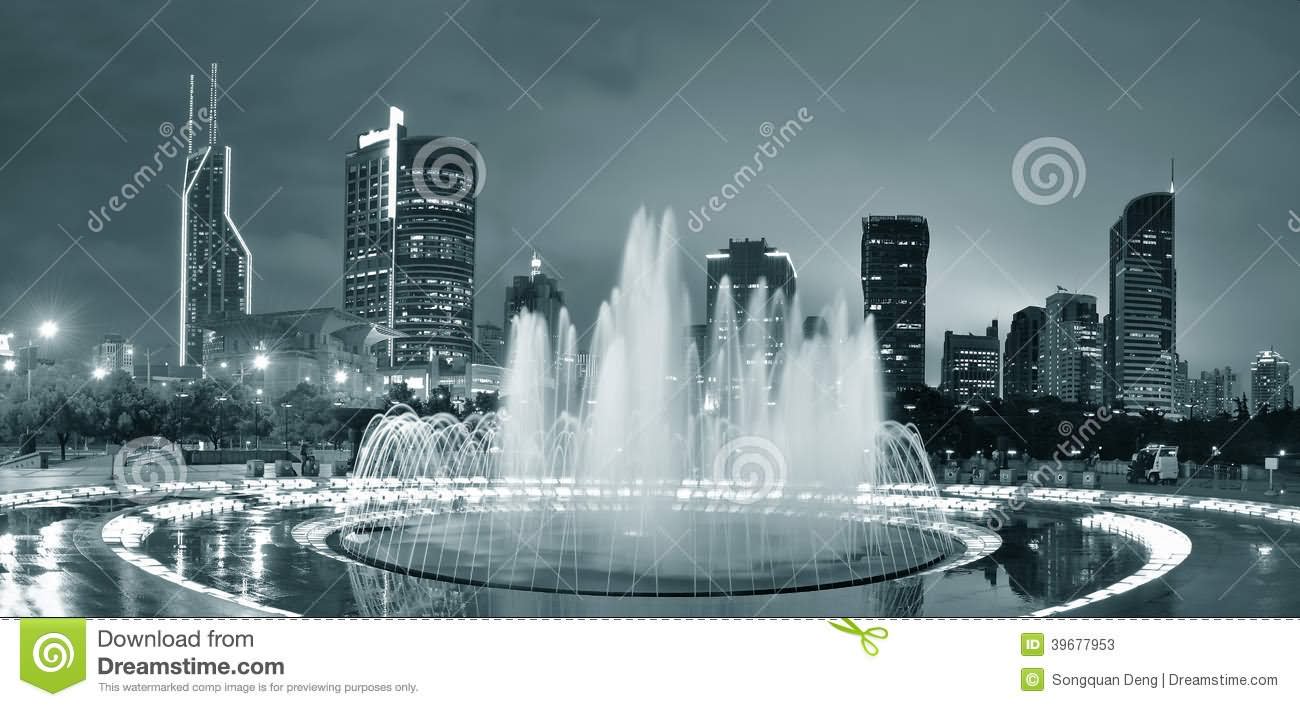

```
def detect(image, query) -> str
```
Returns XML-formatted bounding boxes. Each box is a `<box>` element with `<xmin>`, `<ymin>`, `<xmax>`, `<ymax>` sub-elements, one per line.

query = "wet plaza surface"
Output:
<box><xmin>3</xmin><ymin>485</ymin><xmax>1300</xmax><ymax>617</ymax></box>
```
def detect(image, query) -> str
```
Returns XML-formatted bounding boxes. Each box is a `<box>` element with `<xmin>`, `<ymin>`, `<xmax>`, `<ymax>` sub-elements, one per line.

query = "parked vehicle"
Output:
<box><xmin>1126</xmin><ymin>444</ymin><xmax>1180</xmax><ymax>485</ymax></box>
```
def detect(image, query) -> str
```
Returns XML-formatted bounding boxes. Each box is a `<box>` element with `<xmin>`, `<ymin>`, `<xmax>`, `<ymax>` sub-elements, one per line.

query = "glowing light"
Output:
<box><xmin>2</xmin><ymin>360</ymin><xmax>14</xmax><ymax>372</ymax></box>
<box><xmin>38</xmin><ymin>321</ymin><xmax>58</xmax><ymax>339</ymax></box>
<box><xmin>92</xmin><ymin>367</ymin><xmax>108</xmax><ymax>380</ymax></box>
<box><xmin>253</xmin><ymin>354</ymin><xmax>269</xmax><ymax>370</ymax></box>
<box><xmin>334</xmin><ymin>370</ymin><xmax>348</xmax><ymax>384</ymax></box>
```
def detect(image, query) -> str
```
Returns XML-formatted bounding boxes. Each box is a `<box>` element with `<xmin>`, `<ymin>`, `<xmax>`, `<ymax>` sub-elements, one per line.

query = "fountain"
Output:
<box><xmin>338</xmin><ymin>209</ymin><xmax>958</xmax><ymax>597</ymax></box>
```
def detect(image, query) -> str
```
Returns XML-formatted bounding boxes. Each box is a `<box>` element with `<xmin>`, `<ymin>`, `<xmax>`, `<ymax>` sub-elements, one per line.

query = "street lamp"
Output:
<box><xmin>253</xmin><ymin>354</ymin><xmax>269</xmax><ymax>370</ymax></box>
<box><xmin>3</xmin><ymin>359</ymin><xmax>15</xmax><ymax>372</ymax></box>
<box><xmin>252</xmin><ymin>397</ymin><xmax>264</xmax><ymax>449</ymax></box>
<box><xmin>38</xmin><ymin>321</ymin><xmax>58</xmax><ymax>339</ymax></box>
<box><xmin>281</xmin><ymin>403</ymin><xmax>293</xmax><ymax>450</ymax></box>
<box><xmin>216</xmin><ymin>395</ymin><xmax>228</xmax><ymax>449</ymax></box>
<box><xmin>334</xmin><ymin>370</ymin><xmax>348</xmax><ymax>385</ymax></box>
<box><xmin>92</xmin><ymin>367</ymin><xmax>108</xmax><ymax>380</ymax></box>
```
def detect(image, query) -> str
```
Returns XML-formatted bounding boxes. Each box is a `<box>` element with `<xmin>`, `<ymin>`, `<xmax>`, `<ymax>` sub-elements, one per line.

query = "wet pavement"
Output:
<box><xmin>2</xmin><ymin>467</ymin><xmax>1300</xmax><ymax>617</ymax></box>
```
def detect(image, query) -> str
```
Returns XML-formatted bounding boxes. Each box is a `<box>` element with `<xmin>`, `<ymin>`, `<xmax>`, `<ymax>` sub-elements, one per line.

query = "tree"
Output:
<box><xmin>10</xmin><ymin>362</ymin><xmax>99</xmax><ymax>460</ymax></box>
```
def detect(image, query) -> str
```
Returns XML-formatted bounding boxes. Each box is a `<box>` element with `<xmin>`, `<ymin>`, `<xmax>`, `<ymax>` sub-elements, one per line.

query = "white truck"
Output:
<box><xmin>1126</xmin><ymin>444</ymin><xmax>1180</xmax><ymax>485</ymax></box>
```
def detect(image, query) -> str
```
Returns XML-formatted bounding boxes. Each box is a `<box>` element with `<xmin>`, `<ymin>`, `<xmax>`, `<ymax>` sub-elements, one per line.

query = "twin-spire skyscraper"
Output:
<box><xmin>178</xmin><ymin>63</ymin><xmax>252</xmax><ymax>366</ymax></box>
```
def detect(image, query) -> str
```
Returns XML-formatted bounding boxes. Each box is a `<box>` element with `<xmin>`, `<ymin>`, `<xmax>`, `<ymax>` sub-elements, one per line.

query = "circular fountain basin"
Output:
<box><xmin>338</xmin><ymin>502</ymin><xmax>956</xmax><ymax>597</ymax></box>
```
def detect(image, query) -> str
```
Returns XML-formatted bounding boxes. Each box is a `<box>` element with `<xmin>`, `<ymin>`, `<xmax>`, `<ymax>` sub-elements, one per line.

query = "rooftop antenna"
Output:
<box><xmin>186</xmin><ymin>73</ymin><xmax>195</xmax><ymax>155</ymax></box>
<box><xmin>530</xmin><ymin>251</ymin><xmax>542</xmax><ymax>280</ymax></box>
<box><xmin>1169</xmin><ymin>157</ymin><xmax>1175</xmax><ymax>194</ymax></box>
<box><xmin>208</xmin><ymin>62</ymin><xmax>218</xmax><ymax>146</ymax></box>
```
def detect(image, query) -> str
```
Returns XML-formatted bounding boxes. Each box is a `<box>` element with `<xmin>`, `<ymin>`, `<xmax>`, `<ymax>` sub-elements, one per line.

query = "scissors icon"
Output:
<box><xmin>828</xmin><ymin>618</ymin><xmax>888</xmax><ymax>656</ymax></box>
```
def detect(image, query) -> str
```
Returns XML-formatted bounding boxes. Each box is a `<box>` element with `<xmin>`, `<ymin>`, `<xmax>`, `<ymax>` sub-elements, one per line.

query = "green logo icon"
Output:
<box><xmin>20</xmin><ymin>618</ymin><xmax>86</xmax><ymax>694</ymax></box>
<box><xmin>1021</xmin><ymin>667</ymin><xmax>1045</xmax><ymax>691</ymax></box>
<box><xmin>828</xmin><ymin>618</ymin><xmax>888</xmax><ymax>657</ymax></box>
<box><xmin>1020</xmin><ymin>632</ymin><xmax>1045</xmax><ymax>656</ymax></box>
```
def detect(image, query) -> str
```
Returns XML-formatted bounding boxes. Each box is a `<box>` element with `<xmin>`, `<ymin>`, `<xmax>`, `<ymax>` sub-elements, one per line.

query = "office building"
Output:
<box><xmin>343</xmin><ymin>107</ymin><xmax>477</xmax><ymax>377</ymax></box>
<box><xmin>93</xmin><ymin>334</ymin><xmax>135</xmax><ymax>373</ymax></box>
<box><xmin>705</xmin><ymin>238</ymin><xmax>797</xmax><ymax>371</ymax></box>
<box><xmin>1250</xmin><ymin>350</ymin><xmax>1293</xmax><ymax>413</ymax></box>
<box><xmin>474</xmin><ymin>323</ymin><xmax>505</xmax><ymax>367</ymax></box>
<box><xmin>1041</xmin><ymin>291</ymin><xmax>1103</xmax><ymax>405</ymax></box>
<box><xmin>180</xmin><ymin>65</ymin><xmax>252</xmax><ymax>366</ymax></box>
<box><xmin>504</xmin><ymin>253</ymin><xmax>565</xmax><ymax>359</ymax></box>
<box><xmin>1003</xmin><ymin>306</ymin><xmax>1046</xmax><ymax>399</ymax></box>
<box><xmin>940</xmin><ymin>320</ymin><xmax>1000</xmax><ymax>402</ymax></box>
<box><xmin>862</xmin><ymin>215</ymin><xmax>929</xmax><ymax>394</ymax></box>
<box><xmin>1105</xmin><ymin>188</ymin><xmax>1177</xmax><ymax>414</ymax></box>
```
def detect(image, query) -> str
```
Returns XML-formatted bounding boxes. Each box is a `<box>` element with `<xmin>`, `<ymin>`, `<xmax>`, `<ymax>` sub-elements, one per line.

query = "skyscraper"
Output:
<box><xmin>180</xmin><ymin>65</ymin><xmax>252</xmax><ymax>366</ymax></box>
<box><xmin>474</xmin><ymin>323</ymin><xmax>505</xmax><ymax>367</ymax></box>
<box><xmin>939</xmin><ymin>320</ymin><xmax>999</xmax><ymax>402</ymax></box>
<box><xmin>1004</xmin><ymin>306</ymin><xmax>1046</xmax><ymax>399</ymax></box>
<box><xmin>343</xmin><ymin>107</ymin><xmax>477</xmax><ymax>379</ymax></box>
<box><xmin>1041</xmin><ymin>291</ymin><xmax>1103</xmax><ymax>405</ymax></box>
<box><xmin>862</xmin><ymin>215</ymin><xmax>929</xmax><ymax>394</ymax></box>
<box><xmin>504</xmin><ymin>252</ymin><xmax>565</xmax><ymax>358</ymax></box>
<box><xmin>1106</xmin><ymin>189</ymin><xmax>1176</xmax><ymax>414</ymax></box>
<box><xmin>705</xmin><ymin>238</ymin><xmax>797</xmax><ymax>370</ymax></box>
<box><xmin>1250</xmin><ymin>350</ymin><xmax>1293</xmax><ymax>413</ymax></box>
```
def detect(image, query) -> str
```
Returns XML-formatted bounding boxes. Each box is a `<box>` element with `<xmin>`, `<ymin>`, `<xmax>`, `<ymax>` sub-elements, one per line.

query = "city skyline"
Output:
<box><xmin>2</xmin><ymin>0</ymin><xmax>1299</xmax><ymax>390</ymax></box>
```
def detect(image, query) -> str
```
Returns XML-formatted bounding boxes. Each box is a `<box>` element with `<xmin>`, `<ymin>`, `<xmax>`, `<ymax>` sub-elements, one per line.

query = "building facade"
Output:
<box><xmin>200</xmin><ymin>308</ymin><xmax>399</xmax><ymax>404</ymax></box>
<box><xmin>503</xmin><ymin>253</ymin><xmax>565</xmax><ymax>360</ymax></box>
<box><xmin>939</xmin><ymin>320</ymin><xmax>1000</xmax><ymax>402</ymax></box>
<box><xmin>180</xmin><ymin>65</ymin><xmax>252</xmax><ymax>366</ymax></box>
<box><xmin>1250</xmin><ymin>350</ymin><xmax>1293</xmax><ymax>413</ymax></box>
<box><xmin>862</xmin><ymin>215</ymin><xmax>929</xmax><ymax>394</ymax></box>
<box><xmin>705</xmin><ymin>238</ymin><xmax>797</xmax><ymax>372</ymax></box>
<box><xmin>1003</xmin><ymin>306</ymin><xmax>1046</xmax><ymax>399</ymax></box>
<box><xmin>1041</xmin><ymin>292</ymin><xmax>1103</xmax><ymax>405</ymax></box>
<box><xmin>343</xmin><ymin>107</ymin><xmax>477</xmax><ymax>378</ymax></box>
<box><xmin>1189</xmin><ymin>366</ymin><xmax>1237</xmax><ymax>420</ymax></box>
<box><xmin>1106</xmin><ymin>191</ymin><xmax>1177</xmax><ymax>414</ymax></box>
<box><xmin>93</xmin><ymin>334</ymin><xmax>135</xmax><ymax>373</ymax></box>
<box><xmin>474</xmin><ymin>323</ymin><xmax>505</xmax><ymax>367</ymax></box>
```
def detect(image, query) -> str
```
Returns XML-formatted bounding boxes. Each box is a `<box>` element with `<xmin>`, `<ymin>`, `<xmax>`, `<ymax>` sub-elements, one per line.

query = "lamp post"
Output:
<box><xmin>26</xmin><ymin>320</ymin><xmax>58</xmax><ymax>401</ymax></box>
<box><xmin>216</xmin><ymin>395</ymin><xmax>228</xmax><ymax>449</ymax></box>
<box><xmin>252</xmin><ymin>391</ymin><xmax>264</xmax><ymax>450</ymax></box>
<box><xmin>281</xmin><ymin>402</ymin><xmax>293</xmax><ymax>451</ymax></box>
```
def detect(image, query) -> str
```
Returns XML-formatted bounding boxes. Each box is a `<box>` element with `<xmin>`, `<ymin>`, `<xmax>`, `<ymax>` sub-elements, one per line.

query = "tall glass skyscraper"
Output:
<box><xmin>1105</xmin><ymin>190</ymin><xmax>1176</xmax><ymax>414</ymax></box>
<box><xmin>180</xmin><ymin>65</ymin><xmax>252</xmax><ymax>366</ymax></box>
<box><xmin>705</xmin><ymin>238</ymin><xmax>797</xmax><ymax>371</ymax></box>
<box><xmin>1042</xmin><ymin>291</ymin><xmax>1103</xmax><ymax>405</ymax></box>
<box><xmin>343</xmin><ymin>107</ymin><xmax>477</xmax><ymax>379</ymax></box>
<box><xmin>861</xmin><ymin>215</ymin><xmax>929</xmax><ymax>394</ymax></box>
<box><xmin>1003</xmin><ymin>305</ymin><xmax>1046</xmax><ymax>399</ymax></box>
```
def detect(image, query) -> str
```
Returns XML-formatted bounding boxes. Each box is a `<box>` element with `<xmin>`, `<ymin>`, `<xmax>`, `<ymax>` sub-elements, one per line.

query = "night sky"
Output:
<box><xmin>2</xmin><ymin>0</ymin><xmax>1298</xmax><ymax>385</ymax></box>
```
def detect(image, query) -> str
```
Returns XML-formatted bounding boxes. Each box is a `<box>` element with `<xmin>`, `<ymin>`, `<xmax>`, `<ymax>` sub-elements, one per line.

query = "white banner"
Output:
<box><xmin>1</xmin><ymin>619</ymin><xmax>1292</xmax><ymax>703</ymax></box>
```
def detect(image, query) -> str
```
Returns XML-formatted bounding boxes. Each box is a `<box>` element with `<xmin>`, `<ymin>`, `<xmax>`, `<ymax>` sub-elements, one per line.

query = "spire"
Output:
<box><xmin>208</xmin><ymin>62</ymin><xmax>218</xmax><ymax>146</ymax></box>
<box><xmin>1169</xmin><ymin>157</ymin><xmax>1175</xmax><ymax>194</ymax></box>
<box><xmin>530</xmin><ymin>251</ymin><xmax>542</xmax><ymax>280</ymax></box>
<box><xmin>186</xmin><ymin>73</ymin><xmax>195</xmax><ymax>155</ymax></box>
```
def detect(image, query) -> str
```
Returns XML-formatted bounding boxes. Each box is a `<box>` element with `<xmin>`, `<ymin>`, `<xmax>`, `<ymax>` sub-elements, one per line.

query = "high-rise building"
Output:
<box><xmin>939</xmin><ymin>320</ymin><xmax>1000</xmax><ymax>402</ymax></box>
<box><xmin>862</xmin><ymin>215</ymin><xmax>929</xmax><ymax>394</ymax></box>
<box><xmin>1004</xmin><ymin>306</ymin><xmax>1046</xmax><ymax>399</ymax></box>
<box><xmin>343</xmin><ymin>107</ymin><xmax>477</xmax><ymax>378</ymax></box>
<box><xmin>1250</xmin><ymin>350</ymin><xmax>1293</xmax><ymax>413</ymax></box>
<box><xmin>1105</xmin><ymin>189</ymin><xmax>1176</xmax><ymax>414</ymax></box>
<box><xmin>1173</xmin><ymin>356</ymin><xmax>1190</xmax><ymax>417</ymax></box>
<box><xmin>474</xmin><ymin>323</ymin><xmax>505</xmax><ymax>367</ymax></box>
<box><xmin>1041</xmin><ymin>291</ymin><xmax>1103</xmax><ymax>405</ymax></box>
<box><xmin>180</xmin><ymin>65</ymin><xmax>252</xmax><ymax>366</ymax></box>
<box><xmin>93</xmin><ymin>334</ymin><xmax>135</xmax><ymax>373</ymax></box>
<box><xmin>1188</xmin><ymin>367</ymin><xmax>1236</xmax><ymax>420</ymax></box>
<box><xmin>705</xmin><ymin>238</ymin><xmax>797</xmax><ymax>371</ymax></box>
<box><xmin>504</xmin><ymin>253</ymin><xmax>565</xmax><ymax>358</ymax></box>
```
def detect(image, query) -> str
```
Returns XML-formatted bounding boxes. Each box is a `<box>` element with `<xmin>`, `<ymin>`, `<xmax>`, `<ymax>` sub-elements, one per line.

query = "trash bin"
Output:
<box><xmin>246</xmin><ymin>459</ymin><xmax>265</xmax><ymax>478</ymax></box>
<box><xmin>1080</xmin><ymin>470</ymin><xmax>1101</xmax><ymax>489</ymax></box>
<box><xmin>274</xmin><ymin>459</ymin><xmax>296</xmax><ymax>477</ymax></box>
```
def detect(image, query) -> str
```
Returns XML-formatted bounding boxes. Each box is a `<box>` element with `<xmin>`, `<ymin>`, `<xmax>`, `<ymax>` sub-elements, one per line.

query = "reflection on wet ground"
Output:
<box><xmin>6</xmin><ymin>493</ymin><xmax>1299</xmax><ymax>617</ymax></box>
<box><xmin>139</xmin><ymin>505</ymin><xmax>1142</xmax><ymax>617</ymax></box>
